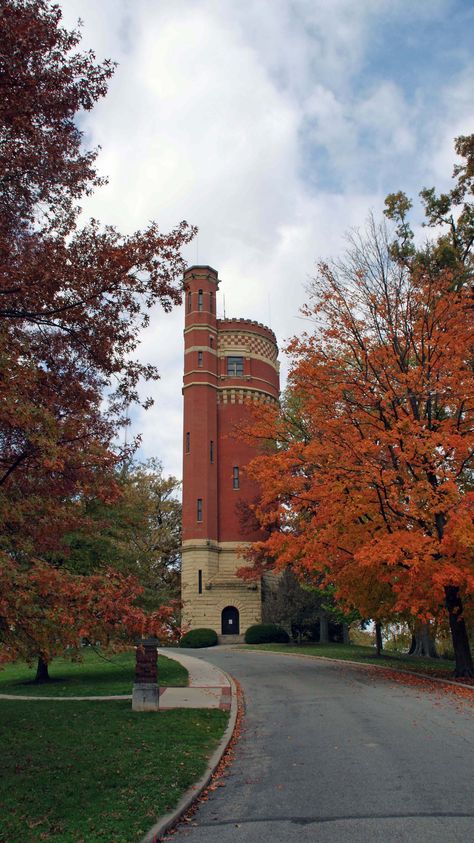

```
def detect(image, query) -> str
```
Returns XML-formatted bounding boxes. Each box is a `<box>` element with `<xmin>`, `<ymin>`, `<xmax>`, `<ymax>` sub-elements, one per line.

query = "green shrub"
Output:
<box><xmin>244</xmin><ymin>623</ymin><xmax>290</xmax><ymax>644</ymax></box>
<box><xmin>179</xmin><ymin>628</ymin><xmax>218</xmax><ymax>648</ymax></box>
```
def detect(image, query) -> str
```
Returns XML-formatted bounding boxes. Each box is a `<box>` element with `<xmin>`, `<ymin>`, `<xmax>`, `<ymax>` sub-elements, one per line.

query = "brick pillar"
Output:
<box><xmin>132</xmin><ymin>638</ymin><xmax>159</xmax><ymax>711</ymax></box>
<box><xmin>135</xmin><ymin>645</ymin><xmax>158</xmax><ymax>684</ymax></box>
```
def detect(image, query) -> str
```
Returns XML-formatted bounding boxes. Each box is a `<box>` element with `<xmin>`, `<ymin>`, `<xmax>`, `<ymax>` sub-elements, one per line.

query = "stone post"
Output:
<box><xmin>132</xmin><ymin>637</ymin><xmax>159</xmax><ymax>711</ymax></box>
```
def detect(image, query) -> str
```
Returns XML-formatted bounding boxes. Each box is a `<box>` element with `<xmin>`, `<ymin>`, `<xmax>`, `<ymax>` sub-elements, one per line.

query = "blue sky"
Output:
<box><xmin>59</xmin><ymin>0</ymin><xmax>474</xmax><ymax>478</ymax></box>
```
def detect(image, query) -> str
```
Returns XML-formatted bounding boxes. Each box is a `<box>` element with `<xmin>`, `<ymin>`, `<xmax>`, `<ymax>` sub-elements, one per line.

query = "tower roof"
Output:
<box><xmin>184</xmin><ymin>264</ymin><xmax>219</xmax><ymax>276</ymax></box>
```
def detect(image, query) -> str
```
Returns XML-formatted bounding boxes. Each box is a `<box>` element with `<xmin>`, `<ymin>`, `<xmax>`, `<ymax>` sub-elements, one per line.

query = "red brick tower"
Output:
<box><xmin>181</xmin><ymin>265</ymin><xmax>279</xmax><ymax>638</ymax></box>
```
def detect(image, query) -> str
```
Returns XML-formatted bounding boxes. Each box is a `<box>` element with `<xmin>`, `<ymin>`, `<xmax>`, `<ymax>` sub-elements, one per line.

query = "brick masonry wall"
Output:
<box><xmin>181</xmin><ymin>267</ymin><xmax>279</xmax><ymax>636</ymax></box>
<box><xmin>134</xmin><ymin>645</ymin><xmax>158</xmax><ymax>684</ymax></box>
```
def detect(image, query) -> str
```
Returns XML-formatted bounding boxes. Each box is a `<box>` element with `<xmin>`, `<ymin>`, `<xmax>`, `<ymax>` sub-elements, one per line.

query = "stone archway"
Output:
<box><xmin>221</xmin><ymin>605</ymin><xmax>240</xmax><ymax>635</ymax></box>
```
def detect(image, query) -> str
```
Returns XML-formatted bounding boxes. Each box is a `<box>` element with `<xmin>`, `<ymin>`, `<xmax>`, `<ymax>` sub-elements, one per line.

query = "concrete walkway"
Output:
<box><xmin>158</xmin><ymin>648</ymin><xmax>231</xmax><ymax>710</ymax></box>
<box><xmin>0</xmin><ymin>648</ymin><xmax>232</xmax><ymax>710</ymax></box>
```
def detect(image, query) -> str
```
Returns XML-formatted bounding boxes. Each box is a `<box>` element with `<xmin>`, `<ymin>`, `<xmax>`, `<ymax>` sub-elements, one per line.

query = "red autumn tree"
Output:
<box><xmin>242</xmin><ymin>137</ymin><xmax>474</xmax><ymax>677</ymax></box>
<box><xmin>0</xmin><ymin>0</ymin><xmax>195</xmax><ymax>672</ymax></box>
<box><xmin>0</xmin><ymin>558</ymin><xmax>181</xmax><ymax>680</ymax></box>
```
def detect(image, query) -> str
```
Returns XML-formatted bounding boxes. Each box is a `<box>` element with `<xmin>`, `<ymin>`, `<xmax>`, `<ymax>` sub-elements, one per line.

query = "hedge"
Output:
<box><xmin>179</xmin><ymin>628</ymin><xmax>218</xmax><ymax>648</ymax></box>
<box><xmin>244</xmin><ymin>623</ymin><xmax>290</xmax><ymax>644</ymax></box>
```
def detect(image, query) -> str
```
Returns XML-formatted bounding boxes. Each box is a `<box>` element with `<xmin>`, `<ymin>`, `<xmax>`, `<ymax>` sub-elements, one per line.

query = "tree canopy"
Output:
<box><xmin>0</xmin><ymin>0</ymin><xmax>195</xmax><ymax>667</ymax></box>
<box><xmin>60</xmin><ymin>460</ymin><xmax>182</xmax><ymax>611</ymax></box>
<box><xmin>242</xmin><ymin>136</ymin><xmax>474</xmax><ymax>677</ymax></box>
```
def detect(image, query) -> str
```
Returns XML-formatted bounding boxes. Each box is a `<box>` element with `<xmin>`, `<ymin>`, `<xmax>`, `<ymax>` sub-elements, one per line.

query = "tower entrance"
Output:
<box><xmin>221</xmin><ymin>606</ymin><xmax>240</xmax><ymax>635</ymax></box>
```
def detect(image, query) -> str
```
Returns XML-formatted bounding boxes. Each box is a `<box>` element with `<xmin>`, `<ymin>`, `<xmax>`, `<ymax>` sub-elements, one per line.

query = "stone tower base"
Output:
<box><xmin>181</xmin><ymin>540</ymin><xmax>261</xmax><ymax>636</ymax></box>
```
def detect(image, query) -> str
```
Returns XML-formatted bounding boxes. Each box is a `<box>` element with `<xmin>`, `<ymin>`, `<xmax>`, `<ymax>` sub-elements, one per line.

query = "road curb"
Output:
<box><xmin>238</xmin><ymin>647</ymin><xmax>474</xmax><ymax>691</ymax></box>
<box><xmin>141</xmin><ymin>669</ymin><xmax>239</xmax><ymax>843</ymax></box>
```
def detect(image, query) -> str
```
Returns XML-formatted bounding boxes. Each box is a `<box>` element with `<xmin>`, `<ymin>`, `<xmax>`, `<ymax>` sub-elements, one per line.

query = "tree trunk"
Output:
<box><xmin>35</xmin><ymin>654</ymin><xmax>50</xmax><ymax>683</ymax></box>
<box><xmin>423</xmin><ymin>626</ymin><xmax>438</xmax><ymax>659</ymax></box>
<box><xmin>408</xmin><ymin>623</ymin><xmax>438</xmax><ymax>658</ymax></box>
<box><xmin>319</xmin><ymin>615</ymin><xmax>329</xmax><ymax>644</ymax></box>
<box><xmin>375</xmin><ymin>622</ymin><xmax>383</xmax><ymax>656</ymax></box>
<box><xmin>445</xmin><ymin>586</ymin><xmax>474</xmax><ymax>678</ymax></box>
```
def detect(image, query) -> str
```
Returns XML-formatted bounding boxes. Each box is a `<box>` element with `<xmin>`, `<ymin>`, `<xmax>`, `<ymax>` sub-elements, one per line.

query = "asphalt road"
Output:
<box><xmin>167</xmin><ymin>648</ymin><xmax>474</xmax><ymax>843</ymax></box>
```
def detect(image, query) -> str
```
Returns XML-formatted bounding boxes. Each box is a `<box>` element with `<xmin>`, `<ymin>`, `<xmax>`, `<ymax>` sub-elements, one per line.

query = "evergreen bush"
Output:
<box><xmin>179</xmin><ymin>628</ymin><xmax>218</xmax><ymax>648</ymax></box>
<box><xmin>244</xmin><ymin>623</ymin><xmax>289</xmax><ymax>644</ymax></box>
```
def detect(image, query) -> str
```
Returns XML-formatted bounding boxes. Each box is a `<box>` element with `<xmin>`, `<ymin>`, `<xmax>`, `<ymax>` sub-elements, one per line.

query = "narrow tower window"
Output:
<box><xmin>198</xmin><ymin>570</ymin><xmax>203</xmax><ymax>594</ymax></box>
<box><xmin>209</xmin><ymin>336</ymin><xmax>214</xmax><ymax>348</ymax></box>
<box><xmin>186</xmin><ymin>432</ymin><xmax>190</xmax><ymax>453</ymax></box>
<box><xmin>187</xmin><ymin>291</ymin><xmax>192</xmax><ymax>313</ymax></box>
<box><xmin>210</xmin><ymin>440</ymin><xmax>214</xmax><ymax>463</ymax></box>
<box><xmin>198</xmin><ymin>289</ymin><xmax>203</xmax><ymax>312</ymax></box>
<box><xmin>198</xmin><ymin>350</ymin><xmax>203</xmax><ymax>367</ymax></box>
<box><xmin>209</xmin><ymin>291</ymin><xmax>214</xmax><ymax>313</ymax></box>
<box><xmin>227</xmin><ymin>356</ymin><xmax>243</xmax><ymax>376</ymax></box>
<box><xmin>197</xmin><ymin>498</ymin><xmax>203</xmax><ymax>521</ymax></box>
<box><xmin>233</xmin><ymin>466</ymin><xmax>240</xmax><ymax>489</ymax></box>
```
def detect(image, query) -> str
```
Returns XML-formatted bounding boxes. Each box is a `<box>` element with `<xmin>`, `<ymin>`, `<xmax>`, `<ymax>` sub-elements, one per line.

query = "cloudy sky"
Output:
<box><xmin>59</xmin><ymin>0</ymin><xmax>474</xmax><ymax>480</ymax></box>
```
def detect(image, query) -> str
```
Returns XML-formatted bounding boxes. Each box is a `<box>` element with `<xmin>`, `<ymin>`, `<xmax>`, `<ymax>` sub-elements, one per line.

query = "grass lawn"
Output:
<box><xmin>0</xmin><ymin>700</ymin><xmax>228</xmax><ymax>843</ymax></box>
<box><xmin>240</xmin><ymin>642</ymin><xmax>460</xmax><ymax>679</ymax></box>
<box><xmin>0</xmin><ymin>649</ymin><xmax>187</xmax><ymax>696</ymax></box>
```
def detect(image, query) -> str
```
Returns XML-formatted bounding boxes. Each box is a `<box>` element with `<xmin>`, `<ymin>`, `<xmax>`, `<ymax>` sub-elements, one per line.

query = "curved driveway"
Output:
<box><xmin>169</xmin><ymin>648</ymin><xmax>473</xmax><ymax>843</ymax></box>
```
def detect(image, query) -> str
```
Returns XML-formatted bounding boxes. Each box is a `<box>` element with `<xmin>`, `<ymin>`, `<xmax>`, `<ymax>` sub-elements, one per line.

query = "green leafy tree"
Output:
<box><xmin>62</xmin><ymin>460</ymin><xmax>181</xmax><ymax>610</ymax></box>
<box><xmin>263</xmin><ymin>569</ymin><xmax>355</xmax><ymax>644</ymax></box>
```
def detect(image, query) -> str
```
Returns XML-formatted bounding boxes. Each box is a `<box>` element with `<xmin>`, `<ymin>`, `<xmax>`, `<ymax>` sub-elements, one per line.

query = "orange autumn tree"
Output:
<box><xmin>242</xmin><ymin>137</ymin><xmax>474</xmax><ymax>677</ymax></box>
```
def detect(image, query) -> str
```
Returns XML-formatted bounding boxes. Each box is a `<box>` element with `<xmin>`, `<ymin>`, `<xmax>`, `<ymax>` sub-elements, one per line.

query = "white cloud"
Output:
<box><xmin>57</xmin><ymin>0</ymin><xmax>473</xmax><ymax>479</ymax></box>
<box><xmin>427</xmin><ymin>71</ymin><xmax>474</xmax><ymax>188</ymax></box>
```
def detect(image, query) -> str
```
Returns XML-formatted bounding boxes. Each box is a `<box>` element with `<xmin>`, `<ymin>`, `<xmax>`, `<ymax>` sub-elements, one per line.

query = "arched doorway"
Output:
<box><xmin>221</xmin><ymin>606</ymin><xmax>240</xmax><ymax>635</ymax></box>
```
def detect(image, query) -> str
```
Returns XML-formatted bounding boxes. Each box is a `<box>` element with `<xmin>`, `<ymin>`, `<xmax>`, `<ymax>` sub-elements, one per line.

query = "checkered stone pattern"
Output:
<box><xmin>217</xmin><ymin>388</ymin><xmax>278</xmax><ymax>406</ymax></box>
<box><xmin>247</xmin><ymin>333</ymin><xmax>278</xmax><ymax>362</ymax></box>
<box><xmin>217</xmin><ymin>331</ymin><xmax>277</xmax><ymax>363</ymax></box>
<box><xmin>217</xmin><ymin>332</ymin><xmax>247</xmax><ymax>353</ymax></box>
